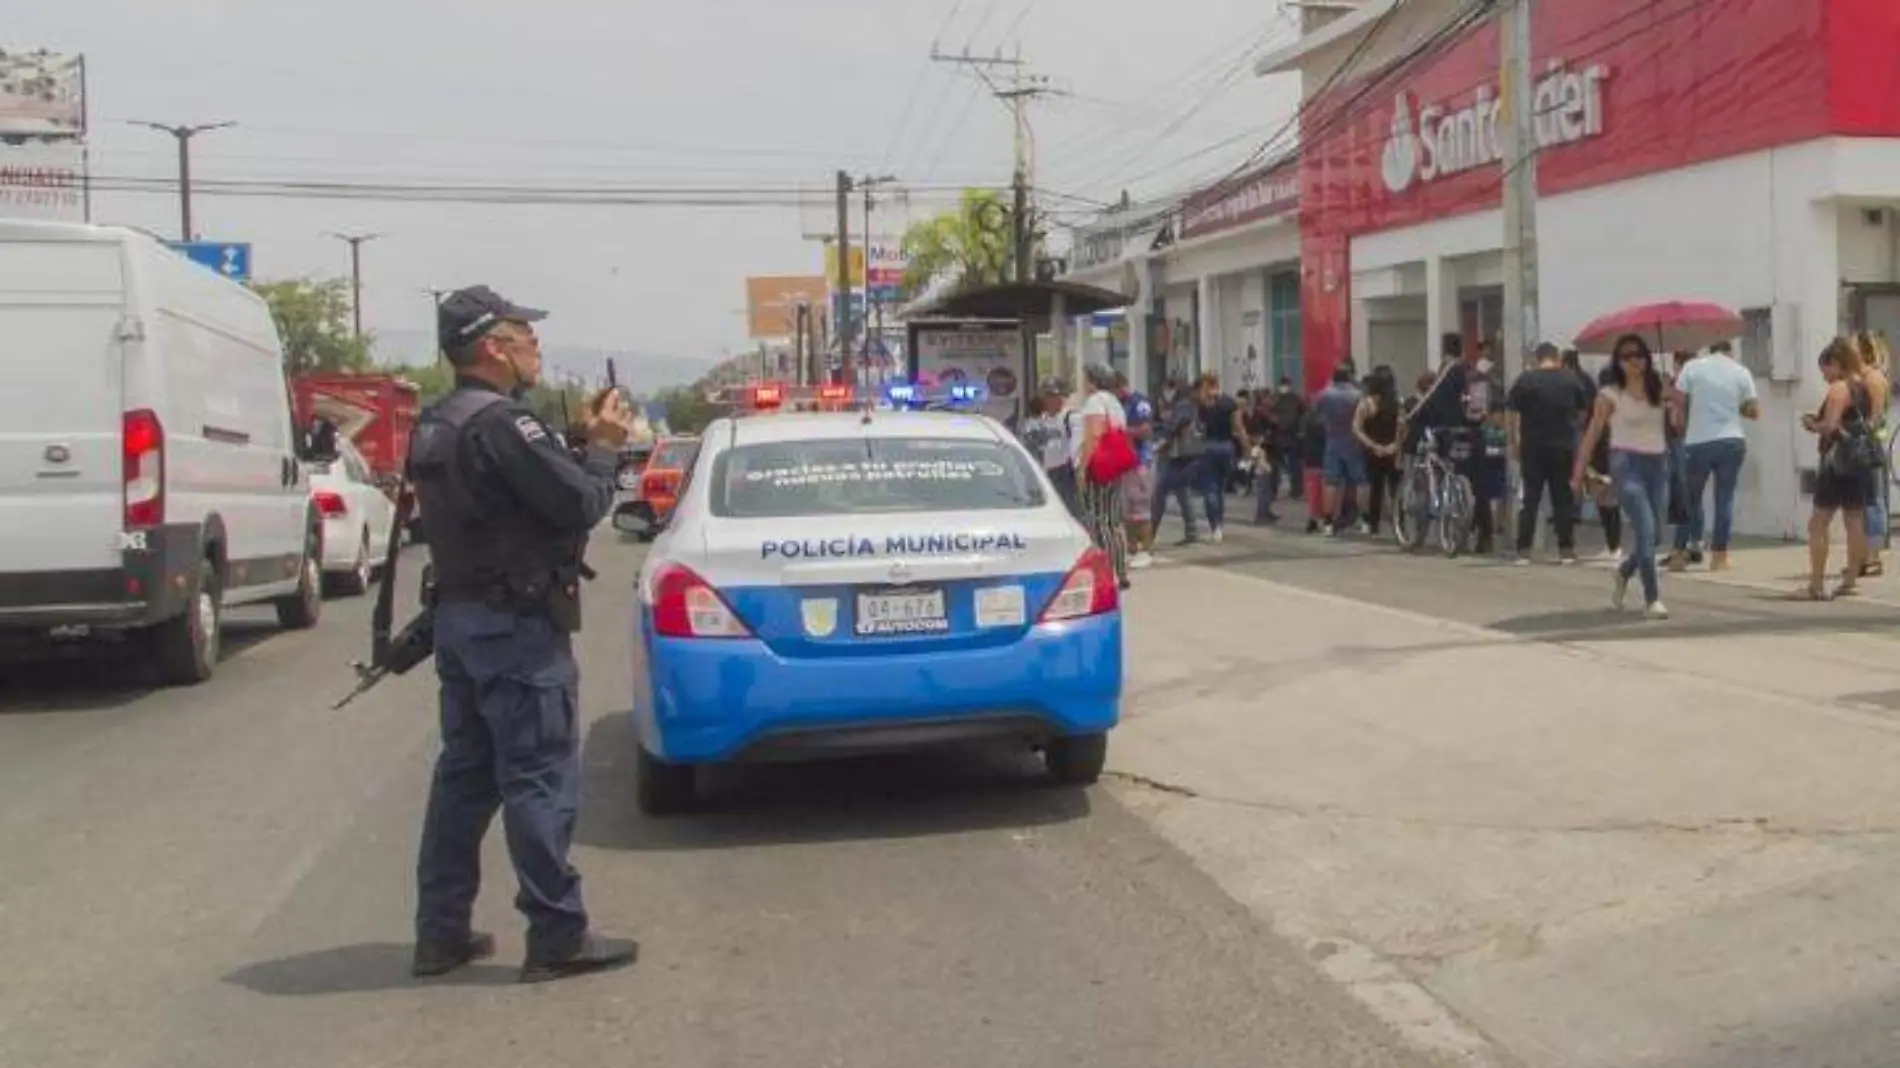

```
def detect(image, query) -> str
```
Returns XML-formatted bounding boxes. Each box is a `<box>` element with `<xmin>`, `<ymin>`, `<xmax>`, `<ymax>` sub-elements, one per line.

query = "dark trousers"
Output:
<box><xmin>1365</xmin><ymin>455</ymin><xmax>1400</xmax><ymax>532</ymax></box>
<box><xmin>1201</xmin><ymin>442</ymin><xmax>1235</xmax><ymax>530</ymax></box>
<box><xmin>1153</xmin><ymin>456</ymin><xmax>1200</xmax><ymax>540</ymax></box>
<box><xmin>1048</xmin><ymin>463</ymin><xmax>1079</xmax><ymax>517</ymax></box>
<box><xmin>417</xmin><ymin>601</ymin><xmax>588</xmax><ymax>958</ymax></box>
<box><xmin>1276</xmin><ymin>442</ymin><xmax>1305</xmax><ymax>499</ymax></box>
<box><xmin>1517</xmin><ymin>443</ymin><xmax>1578</xmax><ymax>553</ymax></box>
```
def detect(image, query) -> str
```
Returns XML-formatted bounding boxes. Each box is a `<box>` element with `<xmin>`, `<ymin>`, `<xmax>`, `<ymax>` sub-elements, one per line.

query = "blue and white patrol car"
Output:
<box><xmin>627</xmin><ymin>386</ymin><xmax>1122</xmax><ymax>815</ymax></box>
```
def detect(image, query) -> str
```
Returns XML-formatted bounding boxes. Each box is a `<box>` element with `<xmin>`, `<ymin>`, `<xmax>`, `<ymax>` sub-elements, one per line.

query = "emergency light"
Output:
<box><xmin>750</xmin><ymin>384</ymin><xmax>785</xmax><ymax>409</ymax></box>
<box><xmin>887</xmin><ymin>384</ymin><xmax>918</xmax><ymax>405</ymax></box>
<box><xmin>947</xmin><ymin>384</ymin><xmax>985</xmax><ymax>405</ymax></box>
<box><xmin>817</xmin><ymin>384</ymin><xmax>852</xmax><ymax>404</ymax></box>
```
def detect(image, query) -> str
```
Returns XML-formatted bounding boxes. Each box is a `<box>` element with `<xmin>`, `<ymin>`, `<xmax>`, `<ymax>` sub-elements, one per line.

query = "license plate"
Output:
<box><xmin>855</xmin><ymin>587</ymin><xmax>948</xmax><ymax>636</ymax></box>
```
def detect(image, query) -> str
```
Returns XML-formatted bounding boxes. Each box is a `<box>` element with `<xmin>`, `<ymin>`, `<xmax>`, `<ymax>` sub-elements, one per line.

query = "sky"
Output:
<box><xmin>14</xmin><ymin>0</ymin><xmax>1303</xmax><ymax>370</ymax></box>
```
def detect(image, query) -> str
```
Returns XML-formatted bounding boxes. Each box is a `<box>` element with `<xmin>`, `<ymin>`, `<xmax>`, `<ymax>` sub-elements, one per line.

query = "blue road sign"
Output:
<box><xmin>167</xmin><ymin>241</ymin><xmax>252</xmax><ymax>282</ymax></box>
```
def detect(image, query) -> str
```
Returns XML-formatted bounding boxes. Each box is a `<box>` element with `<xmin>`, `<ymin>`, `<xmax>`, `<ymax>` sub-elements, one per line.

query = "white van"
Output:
<box><xmin>0</xmin><ymin>221</ymin><xmax>323</xmax><ymax>684</ymax></box>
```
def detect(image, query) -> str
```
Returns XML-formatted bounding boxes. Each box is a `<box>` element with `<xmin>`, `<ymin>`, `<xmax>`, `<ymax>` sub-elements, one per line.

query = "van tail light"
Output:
<box><xmin>122</xmin><ymin>409</ymin><xmax>166</xmax><ymax>528</ymax></box>
<box><xmin>650</xmin><ymin>564</ymin><xmax>752</xmax><ymax>639</ymax></box>
<box><xmin>313</xmin><ymin>491</ymin><xmax>349</xmax><ymax>517</ymax></box>
<box><xmin>1039</xmin><ymin>548</ymin><xmax>1120</xmax><ymax>622</ymax></box>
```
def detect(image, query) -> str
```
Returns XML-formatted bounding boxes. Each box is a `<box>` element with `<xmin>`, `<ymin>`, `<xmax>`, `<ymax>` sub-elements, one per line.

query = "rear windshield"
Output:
<box><xmin>650</xmin><ymin>442</ymin><xmax>694</xmax><ymax>470</ymax></box>
<box><xmin>710</xmin><ymin>437</ymin><xmax>1046</xmax><ymax>518</ymax></box>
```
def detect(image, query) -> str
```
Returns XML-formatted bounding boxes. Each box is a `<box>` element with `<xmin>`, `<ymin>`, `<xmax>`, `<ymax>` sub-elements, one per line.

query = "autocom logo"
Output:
<box><xmin>1381</xmin><ymin>93</ymin><xmax>1420</xmax><ymax>195</ymax></box>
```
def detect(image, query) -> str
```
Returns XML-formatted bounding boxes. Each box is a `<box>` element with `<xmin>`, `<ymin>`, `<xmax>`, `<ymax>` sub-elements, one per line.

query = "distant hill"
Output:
<box><xmin>374</xmin><ymin>329</ymin><xmax>717</xmax><ymax>396</ymax></box>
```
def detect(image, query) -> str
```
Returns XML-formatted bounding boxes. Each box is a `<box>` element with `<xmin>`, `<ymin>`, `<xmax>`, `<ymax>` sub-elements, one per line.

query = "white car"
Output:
<box><xmin>304</xmin><ymin>439</ymin><xmax>398</xmax><ymax>597</ymax></box>
<box><xmin>0</xmin><ymin>221</ymin><xmax>323</xmax><ymax>685</ymax></box>
<box><xmin>623</xmin><ymin>397</ymin><xmax>1124</xmax><ymax>816</ymax></box>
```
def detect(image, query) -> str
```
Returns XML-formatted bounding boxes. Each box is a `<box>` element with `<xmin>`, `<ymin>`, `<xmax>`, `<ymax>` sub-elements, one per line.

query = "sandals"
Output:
<box><xmin>1786</xmin><ymin>585</ymin><xmax>1833</xmax><ymax>602</ymax></box>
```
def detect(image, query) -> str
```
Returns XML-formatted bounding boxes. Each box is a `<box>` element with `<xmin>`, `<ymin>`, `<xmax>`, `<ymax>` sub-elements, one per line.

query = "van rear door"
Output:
<box><xmin>0</xmin><ymin>238</ymin><xmax>127</xmax><ymax>577</ymax></box>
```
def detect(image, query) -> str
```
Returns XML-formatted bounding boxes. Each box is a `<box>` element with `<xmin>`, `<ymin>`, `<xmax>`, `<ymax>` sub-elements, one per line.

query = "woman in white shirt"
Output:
<box><xmin>1070</xmin><ymin>363</ymin><xmax>1131</xmax><ymax>589</ymax></box>
<box><xmin>1574</xmin><ymin>334</ymin><xmax>1672</xmax><ymax>619</ymax></box>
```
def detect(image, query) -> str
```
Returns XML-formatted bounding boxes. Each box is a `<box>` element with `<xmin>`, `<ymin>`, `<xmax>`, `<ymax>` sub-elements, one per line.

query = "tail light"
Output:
<box><xmin>122</xmin><ymin>409</ymin><xmax>166</xmax><ymax>528</ymax></box>
<box><xmin>313</xmin><ymin>491</ymin><xmax>349</xmax><ymax>517</ymax></box>
<box><xmin>650</xmin><ymin>564</ymin><xmax>752</xmax><ymax>639</ymax></box>
<box><xmin>1039</xmin><ymin>548</ymin><xmax>1119</xmax><ymax>622</ymax></box>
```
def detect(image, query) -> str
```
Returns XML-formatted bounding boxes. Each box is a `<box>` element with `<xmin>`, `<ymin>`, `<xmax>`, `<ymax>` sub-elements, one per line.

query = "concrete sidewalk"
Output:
<box><xmin>1110</xmin><ymin>564</ymin><xmax>1900</xmax><ymax>1068</ymax></box>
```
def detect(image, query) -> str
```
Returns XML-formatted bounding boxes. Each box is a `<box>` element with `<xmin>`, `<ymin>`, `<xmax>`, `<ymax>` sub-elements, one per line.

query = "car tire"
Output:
<box><xmin>332</xmin><ymin>530</ymin><xmax>372</xmax><ymax>597</ymax></box>
<box><xmin>150</xmin><ymin>558</ymin><xmax>221</xmax><ymax>686</ymax></box>
<box><xmin>636</xmin><ymin>744</ymin><xmax>696</xmax><ymax>816</ymax></box>
<box><xmin>275</xmin><ymin>526</ymin><xmax>323</xmax><ymax>630</ymax></box>
<box><xmin>1044</xmin><ymin>732</ymin><xmax>1108</xmax><ymax>786</ymax></box>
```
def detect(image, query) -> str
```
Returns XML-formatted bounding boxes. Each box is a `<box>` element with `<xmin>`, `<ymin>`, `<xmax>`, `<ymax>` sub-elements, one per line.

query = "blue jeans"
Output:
<box><xmin>1677</xmin><ymin>438</ymin><xmax>1747</xmax><ymax>552</ymax></box>
<box><xmin>1153</xmin><ymin>457</ymin><xmax>1200</xmax><ymax>540</ymax></box>
<box><xmin>1613</xmin><ymin>451</ymin><xmax>1669</xmax><ymax>605</ymax></box>
<box><xmin>1865</xmin><ymin>469</ymin><xmax>1890</xmax><ymax>546</ymax></box>
<box><xmin>1201</xmin><ymin>442</ymin><xmax>1235</xmax><ymax>531</ymax></box>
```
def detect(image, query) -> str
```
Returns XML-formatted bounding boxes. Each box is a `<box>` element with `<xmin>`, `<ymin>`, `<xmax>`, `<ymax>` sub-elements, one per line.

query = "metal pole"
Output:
<box><xmin>349</xmin><ymin>239</ymin><xmax>365</xmax><ymax>340</ymax></box>
<box><xmin>835</xmin><ymin>170</ymin><xmax>853</xmax><ymax>387</ymax></box>
<box><xmin>1499</xmin><ymin>0</ymin><xmax>1539</xmax><ymax>385</ymax></box>
<box><xmin>177</xmin><ymin>131</ymin><xmax>193</xmax><ymax>242</ymax></box>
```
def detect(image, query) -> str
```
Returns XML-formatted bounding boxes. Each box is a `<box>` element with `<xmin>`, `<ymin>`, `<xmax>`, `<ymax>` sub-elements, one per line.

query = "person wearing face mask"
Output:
<box><xmin>408</xmin><ymin>285</ymin><xmax>639</xmax><ymax>985</ymax></box>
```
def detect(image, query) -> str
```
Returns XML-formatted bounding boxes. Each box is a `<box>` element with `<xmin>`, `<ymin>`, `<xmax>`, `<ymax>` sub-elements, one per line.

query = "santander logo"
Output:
<box><xmin>1381</xmin><ymin>93</ymin><xmax>1421</xmax><ymax>195</ymax></box>
<box><xmin>1379</xmin><ymin>58</ymin><xmax>1611</xmax><ymax>197</ymax></box>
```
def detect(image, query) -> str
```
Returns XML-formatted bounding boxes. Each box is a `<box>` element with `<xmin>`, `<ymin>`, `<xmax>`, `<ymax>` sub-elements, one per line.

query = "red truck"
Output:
<box><xmin>290</xmin><ymin>373</ymin><xmax>422</xmax><ymax>484</ymax></box>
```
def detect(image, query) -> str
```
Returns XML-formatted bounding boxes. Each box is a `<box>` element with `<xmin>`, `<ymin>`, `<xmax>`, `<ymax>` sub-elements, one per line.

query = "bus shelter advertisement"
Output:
<box><xmin>907</xmin><ymin>321</ymin><xmax>1024</xmax><ymax>423</ymax></box>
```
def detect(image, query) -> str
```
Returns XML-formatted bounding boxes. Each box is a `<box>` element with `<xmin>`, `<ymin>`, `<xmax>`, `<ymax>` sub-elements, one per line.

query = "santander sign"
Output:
<box><xmin>1382</xmin><ymin>59</ymin><xmax>1610</xmax><ymax>195</ymax></box>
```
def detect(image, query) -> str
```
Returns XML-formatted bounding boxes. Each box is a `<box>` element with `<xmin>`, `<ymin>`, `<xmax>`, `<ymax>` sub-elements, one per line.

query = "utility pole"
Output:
<box><xmin>858</xmin><ymin>174</ymin><xmax>898</xmax><ymax>374</ymax></box>
<box><xmin>326</xmin><ymin>232</ymin><xmax>383</xmax><ymax>341</ymax></box>
<box><xmin>1498</xmin><ymin>0</ymin><xmax>1538</xmax><ymax>385</ymax></box>
<box><xmin>834</xmin><ymin>170</ymin><xmax>854</xmax><ymax>386</ymax></box>
<box><xmin>420</xmin><ymin>287</ymin><xmax>448</xmax><ymax>360</ymax></box>
<box><xmin>128</xmin><ymin>120</ymin><xmax>235</xmax><ymax>241</ymax></box>
<box><xmin>933</xmin><ymin>47</ymin><xmax>1060</xmax><ymax>416</ymax></box>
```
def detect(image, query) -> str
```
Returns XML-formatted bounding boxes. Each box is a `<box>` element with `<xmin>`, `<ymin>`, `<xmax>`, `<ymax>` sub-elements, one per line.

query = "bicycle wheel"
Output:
<box><xmin>1393</xmin><ymin>466</ymin><xmax>1429</xmax><ymax>551</ymax></box>
<box><xmin>1438</xmin><ymin>474</ymin><xmax>1475</xmax><ymax>558</ymax></box>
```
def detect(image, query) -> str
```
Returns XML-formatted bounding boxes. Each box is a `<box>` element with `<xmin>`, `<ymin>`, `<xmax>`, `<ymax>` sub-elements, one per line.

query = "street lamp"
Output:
<box><xmin>127</xmin><ymin>120</ymin><xmax>235</xmax><ymax>242</ymax></box>
<box><xmin>324</xmin><ymin>231</ymin><xmax>384</xmax><ymax>341</ymax></box>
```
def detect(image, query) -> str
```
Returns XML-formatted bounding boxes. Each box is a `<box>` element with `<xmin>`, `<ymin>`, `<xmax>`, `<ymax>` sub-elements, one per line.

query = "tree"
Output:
<box><xmin>899</xmin><ymin>188</ymin><xmax>1020</xmax><ymax>296</ymax></box>
<box><xmin>254</xmin><ymin>278</ymin><xmax>373</xmax><ymax>376</ymax></box>
<box><xmin>656</xmin><ymin>384</ymin><xmax>722</xmax><ymax>436</ymax></box>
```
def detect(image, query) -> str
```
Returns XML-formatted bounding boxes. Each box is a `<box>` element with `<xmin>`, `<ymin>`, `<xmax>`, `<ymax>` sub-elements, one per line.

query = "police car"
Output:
<box><xmin>625</xmin><ymin>382</ymin><xmax>1122</xmax><ymax>815</ymax></box>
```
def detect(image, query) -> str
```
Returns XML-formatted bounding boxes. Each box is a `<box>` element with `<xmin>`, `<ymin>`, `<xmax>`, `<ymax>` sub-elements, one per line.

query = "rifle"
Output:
<box><xmin>333</xmin><ymin>481</ymin><xmax>435</xmax><ymax>710</ymax></box>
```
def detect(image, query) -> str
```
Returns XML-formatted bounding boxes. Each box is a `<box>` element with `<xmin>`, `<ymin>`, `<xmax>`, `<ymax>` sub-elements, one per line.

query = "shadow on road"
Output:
<box><xmin>0</xmin><ymin>617</ymin><xmax>280</xmax><ymax>714</ymax></box>
<box><xmin>575</xmin><ymin>714</ymin><xmax>1092</xmax><ymax>853</ymax></box>
<box><xmin>223</xmin><ymin>943</ymin><xmax>516</xmax><ymax>996</ymax></box>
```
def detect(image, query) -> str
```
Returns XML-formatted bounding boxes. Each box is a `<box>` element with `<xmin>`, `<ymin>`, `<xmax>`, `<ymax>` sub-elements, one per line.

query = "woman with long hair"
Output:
<box><xmin>1574</xmin><ymin>335</ymin><xmax>1671</xmax><ymax>619</ymax></box>
<box><xmin>1793</xmin><ymin>338</ymin><xmax>1877</xmax><ymax>600</ymax></box>
<box><xmin>1854</xmin><ymin>331</ymin><xmax>1892</xmax><ymax>577</ymax></box>
<box><xmin>1355</xmin><ymin>365</ymin><xmax>1404</xmax><ymax>535</ymax></box>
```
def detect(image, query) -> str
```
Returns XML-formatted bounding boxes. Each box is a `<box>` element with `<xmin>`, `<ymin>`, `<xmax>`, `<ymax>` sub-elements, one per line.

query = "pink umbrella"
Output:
<box><xmin>1572</xmin><ymin>301</ymin><xmax>1744</xmax><ymax>356</ymax></box>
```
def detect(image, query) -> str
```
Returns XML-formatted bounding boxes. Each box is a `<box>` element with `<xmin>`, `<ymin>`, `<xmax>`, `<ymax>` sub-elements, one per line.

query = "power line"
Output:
<box><xmin>879</xmin><ymin>0</ymin><xmax>969</xmax><ymax>171</ymax></box>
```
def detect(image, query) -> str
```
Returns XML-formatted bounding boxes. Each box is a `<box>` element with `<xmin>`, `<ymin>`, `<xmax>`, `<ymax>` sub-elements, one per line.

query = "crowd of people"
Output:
<box><xmin>1022</xmin><ymin>328</ymin><xmax>1896</xmax><ymax>618</ymax></box>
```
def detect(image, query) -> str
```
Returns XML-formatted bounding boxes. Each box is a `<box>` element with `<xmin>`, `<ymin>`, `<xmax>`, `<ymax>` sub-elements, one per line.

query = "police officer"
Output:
<box><xmin>409</xmin><ymin>285</ymin><xmax>637</xmax><ymax>984</ymax></box>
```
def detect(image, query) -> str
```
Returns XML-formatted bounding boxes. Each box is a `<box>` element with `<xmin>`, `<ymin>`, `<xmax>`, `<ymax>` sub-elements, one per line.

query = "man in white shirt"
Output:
<box><xmin>1672</xmin><ymin>340</ymin><xmax>1759</xmax><ymax>571</ymax></box>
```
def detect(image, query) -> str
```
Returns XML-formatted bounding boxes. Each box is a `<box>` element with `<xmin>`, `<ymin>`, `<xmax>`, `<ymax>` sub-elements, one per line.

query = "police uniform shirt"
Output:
<box><xmin>448</xmin><ymin>381</ymin><xmax>620</xmax><ymax>537</ymax></box>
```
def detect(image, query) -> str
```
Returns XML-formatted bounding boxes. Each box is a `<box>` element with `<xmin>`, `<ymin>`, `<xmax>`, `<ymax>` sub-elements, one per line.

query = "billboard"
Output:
<box><xmin>908</xmin><ymin>320</ymin><xmax>1025</xmax><ymax>423</ymax></box>
<box><xmin>0</xmin><ymin>49</ymin><xmax>84</xmax><ymax>138</ymax></box>
<box><xmin>0</xmin><ymin>141</ymin><xmax>84</xmax><ymax>222</ymax></box>
<box><xmin>745</xmin><ymin>275</ymin><xmax>828</xmax><ymax>340</ymax></box>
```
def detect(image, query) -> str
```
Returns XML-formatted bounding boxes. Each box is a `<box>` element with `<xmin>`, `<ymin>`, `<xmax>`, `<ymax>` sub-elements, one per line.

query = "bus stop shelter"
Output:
<box><xmin>904</xmin><ymin>279</ymin><xmax>1131</xmax><ymax>420</ymax></box>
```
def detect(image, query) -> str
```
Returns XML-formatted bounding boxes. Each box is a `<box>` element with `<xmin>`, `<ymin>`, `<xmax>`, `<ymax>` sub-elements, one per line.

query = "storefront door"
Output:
<box><xmin>1459</xmin><ymin>288</ymin><xmax>1504</xmax><ymax>357</ymax></box>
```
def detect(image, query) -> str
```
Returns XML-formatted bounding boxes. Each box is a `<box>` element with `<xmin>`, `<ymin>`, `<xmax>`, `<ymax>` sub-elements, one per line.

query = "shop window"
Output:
<box><xmin>1739</xmin><ymin>306</ymin><xmax>1772</xmax><ymax>379</ymax></box>
<box><xmin>1268</xmin><ymin>271</ymin><xmax>1302</xmax><ymax>389</ymax></box>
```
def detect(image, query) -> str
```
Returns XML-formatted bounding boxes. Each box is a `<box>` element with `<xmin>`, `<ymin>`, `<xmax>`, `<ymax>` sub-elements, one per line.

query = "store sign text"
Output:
<box><xmin>1382</xmin><ymin>59</ymin><xmax>1610</xmax><ymax>195</ymax></box>
<box><xmin>1181</xmin><ymin>167</ymin><xmax>1300</xmax><ymax>239</ymax></box>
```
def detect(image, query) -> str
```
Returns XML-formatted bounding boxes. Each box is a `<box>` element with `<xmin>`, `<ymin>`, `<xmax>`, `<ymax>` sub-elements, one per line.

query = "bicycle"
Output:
<box><xmin>1393</xmin><ymin>426</ymin><xmax>1476</xmax><ymax>557</ymax></box>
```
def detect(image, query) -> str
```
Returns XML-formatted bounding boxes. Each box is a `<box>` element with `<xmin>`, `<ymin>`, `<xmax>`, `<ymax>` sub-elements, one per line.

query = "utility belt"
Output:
<box><xmin>436</xmin><ymin>565</ymin><xmax>584</xmax><ymax>633</ymax></box>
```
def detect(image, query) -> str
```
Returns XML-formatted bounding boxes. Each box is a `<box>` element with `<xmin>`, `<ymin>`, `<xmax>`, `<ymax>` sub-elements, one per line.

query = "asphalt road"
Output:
<box><xmin>0</xmin><ymin>535</ymin><xmax>1440</xmax><ymax>1068</ymax></box>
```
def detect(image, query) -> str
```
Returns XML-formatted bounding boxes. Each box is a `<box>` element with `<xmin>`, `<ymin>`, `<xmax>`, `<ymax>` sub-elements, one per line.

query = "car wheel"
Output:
<box><xmin>1044</xmin><ymin>733</ymin><xmax>1108</xmax><ymax>786</ymax></box>
<box><xmin>333</xmin><ymin>530</ymin><xmax>372</xmax><ymax>597</ymax></box>
<box><xmin>150</xmin><ymin>558</ymin><xmax>221</xmax><ymax>686</ymax></box>
<box><xmin>275</xmin><ymin>526</ymin><xmax>323</xmax><ymax>630</ymax></box>
<box><xmin>636</xmin><ymin>744</ymin><xmax>696</xmax><ymax>816</ymax></box>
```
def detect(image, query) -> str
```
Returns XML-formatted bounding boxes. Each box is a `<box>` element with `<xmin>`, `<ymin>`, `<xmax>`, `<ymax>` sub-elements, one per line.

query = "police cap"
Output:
<box><xmin>437</xmin><ymin>285</ymin><xmax>549</xmax><ymax>352</ymax></box>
